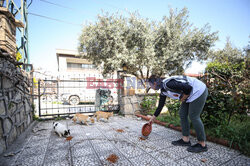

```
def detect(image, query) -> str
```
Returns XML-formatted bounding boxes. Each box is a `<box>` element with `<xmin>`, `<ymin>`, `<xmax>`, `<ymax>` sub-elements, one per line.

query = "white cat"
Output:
<box><xmin>53</xmin><ymin>122</ymin><xmax>70</xmax><ymax>137</ymax></box>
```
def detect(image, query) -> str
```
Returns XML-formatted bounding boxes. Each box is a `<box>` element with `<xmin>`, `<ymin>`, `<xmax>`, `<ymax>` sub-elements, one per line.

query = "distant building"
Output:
<box><xmin>55</xmin><ymin>49</ymin><xmax>119</xmax><ymax>104</ymax></box>
<box><xmin>56</xmin><ymin>49</ymin><xmax>104</xmax><ymax>80</ymax></box>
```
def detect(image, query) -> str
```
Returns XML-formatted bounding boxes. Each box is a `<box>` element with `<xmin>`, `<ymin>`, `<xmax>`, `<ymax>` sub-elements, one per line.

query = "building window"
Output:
<box><xmin>67</xmin><ymin>63</ymin><xmax>96</xmax><ymax>70</ymax></box>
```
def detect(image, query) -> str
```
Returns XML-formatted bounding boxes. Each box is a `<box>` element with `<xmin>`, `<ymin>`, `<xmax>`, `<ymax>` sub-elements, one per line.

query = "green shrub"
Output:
<box><xmin>55</xmin><ymin>116</ymin><xmax>64</xmax><ymax>121</ymax></box>
<box><xmin>202</xmin><ymin>91</ymin><xmax>229</xmax><ymax>127</ymax></box>
<box><xmin>206</xmin><ymin>117</ymin><xmax>250</xmax><ymax>156</ymax></box>
<box><xmin>201</xmin><ymin>60</ymin><xmax>249</xmax><ymax>126</ymax></box>
<box><xmin>33</xmin><ymin>115</ymin><xmax>42</xmax><ymax>121</ymax></box>
<box><xmin>140</xmin><ymin>95</ymin><xmax>158</xmax><ymax>115</ymax></box>
<box><xmin>156</xmin><ymin>114</ymin><xmax>181</xmax><ymax>127</ymax></box>
<box><xmin>165</xmin><ymin>98</ymin><xmax>181</xmax><ymax>117</ymax></box>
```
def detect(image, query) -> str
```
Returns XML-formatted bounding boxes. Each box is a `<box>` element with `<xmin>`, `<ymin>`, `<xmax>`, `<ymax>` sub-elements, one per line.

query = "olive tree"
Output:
<box><xmin>78</xmin><ymin>8</ymin><xmax>218</xmax><ymax>87</ymax></box>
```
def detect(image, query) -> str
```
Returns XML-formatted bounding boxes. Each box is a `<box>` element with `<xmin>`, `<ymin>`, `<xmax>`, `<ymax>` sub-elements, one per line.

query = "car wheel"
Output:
<box><xmin>69</xmin><ymin>96</ymin><xmax>80</xmax><ymax>105</ymax></box>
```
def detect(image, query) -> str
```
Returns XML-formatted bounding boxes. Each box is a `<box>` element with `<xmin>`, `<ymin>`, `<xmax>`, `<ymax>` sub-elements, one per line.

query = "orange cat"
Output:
<box><xmin>94</xmin><ymin>111</ymin><xmax>113</xmax><ymax>122</ymax></box>
<box><xmin>72</xmin><ymin>113</ymin><xmax>95</xmax><ymax>125</ymax></box>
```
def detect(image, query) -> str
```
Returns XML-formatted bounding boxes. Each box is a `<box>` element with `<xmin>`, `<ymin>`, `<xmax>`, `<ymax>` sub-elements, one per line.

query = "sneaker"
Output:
<box><xmin>187</xmin><ymin>143</ymin><xmax>208</xmax><ymax>153</ymax></box>
<box><xmin>172</xmin><ymin>139</ymin><xmax>191</xmax><ymax>146</ymax></box>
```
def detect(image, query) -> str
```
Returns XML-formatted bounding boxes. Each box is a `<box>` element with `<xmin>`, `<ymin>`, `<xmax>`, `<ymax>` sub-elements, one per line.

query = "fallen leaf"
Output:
<box><xmin>106</xmin><ymin>154</ymin><xmax>119</xmax><ymax>163</ymax></box>
<box><xmin>66</xmin><ymin>136</ymin><xmax>73</xmax><ymax>141</ymax></box>
<box><xmin>4</xmin><ymin>150</ymin><xmax>21</xmax><ymax>157</ymax></box>
<box><xmin>201</xmin><ymin>158</ymin><xmax>207</xmax><ymax>162</ymax></box>
<box><xmin>116</xmin><ymin>129</ymin><xmax>124</xmax><ymax>133</ymax></box>
<box><xmin>4</xmin><ymin>153</ymin><xmax>15</xmax><ymax>157</ymax></box>
<box><xmin>139</xmin><ymin>137</ymin><xmax>146</xmax><ymax>140</ymax></box>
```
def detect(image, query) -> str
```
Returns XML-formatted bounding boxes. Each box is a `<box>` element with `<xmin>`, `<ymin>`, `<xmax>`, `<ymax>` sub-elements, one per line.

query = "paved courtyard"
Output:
<box><xmin>0</xmin><ymin>115</ymin><xmax>249</xmax><ymax>166</ymax></box>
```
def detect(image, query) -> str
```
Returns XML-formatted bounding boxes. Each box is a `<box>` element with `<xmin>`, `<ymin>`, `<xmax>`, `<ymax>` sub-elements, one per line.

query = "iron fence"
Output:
<box><xmin>37</xmin><ymin>79</ymin><xmax>120</xmax><ymax>117</ymax></box>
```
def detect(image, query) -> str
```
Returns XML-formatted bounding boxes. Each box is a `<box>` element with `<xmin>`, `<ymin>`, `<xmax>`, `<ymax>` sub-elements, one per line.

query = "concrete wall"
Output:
<box><xmin>0</xmin><ymin>53</ymin><xmax>34</xmax><ymax>154</ymax></box>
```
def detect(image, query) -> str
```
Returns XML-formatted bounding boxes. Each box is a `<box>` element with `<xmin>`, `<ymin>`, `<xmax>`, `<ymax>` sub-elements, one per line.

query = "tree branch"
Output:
<box><xmin>139</xmin><ymin>69</ymin><xmax>144</xmax><ymax>80</ymax></box>
<box><xmin>211</xmin><ymin>70</ymin><xmax>233</xmax><ymax>89</ymax></box>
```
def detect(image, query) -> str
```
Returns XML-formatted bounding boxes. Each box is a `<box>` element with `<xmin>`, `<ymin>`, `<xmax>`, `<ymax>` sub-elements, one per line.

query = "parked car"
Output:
<box><xmin>60</xmin><ymin>88</ymin><xmax>117</xmax><ymax>105</ymax></box>
<box><xmin>60</xmin><ymin>90</ymin><xmax>95</xmax><ymax>105</ymax></box>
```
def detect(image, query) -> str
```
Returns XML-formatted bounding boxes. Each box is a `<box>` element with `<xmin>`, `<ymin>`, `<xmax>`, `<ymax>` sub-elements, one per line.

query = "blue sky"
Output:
<box><xmin>27</xmin><ymin>0</ymin><xmax>250</xmax><ymax>73</ymax></box>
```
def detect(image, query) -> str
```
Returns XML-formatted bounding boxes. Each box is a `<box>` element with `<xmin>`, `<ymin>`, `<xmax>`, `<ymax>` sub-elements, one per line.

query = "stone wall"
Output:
<box><xmin>0</xmin><ymin>52</ymin><xmax>34</xmax><ymax>154</ymax></box>
<box><xmin>120</xmin><ymin>93</ymin><xmax>157</xmax><ymax>116</ymax></box>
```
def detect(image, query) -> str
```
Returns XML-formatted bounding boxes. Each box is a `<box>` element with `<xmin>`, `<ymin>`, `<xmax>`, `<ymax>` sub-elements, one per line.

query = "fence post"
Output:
<box><xmin>38</xmin><ymin>79</ymin><xmax>41</xmax><ymax>117</ymax></box>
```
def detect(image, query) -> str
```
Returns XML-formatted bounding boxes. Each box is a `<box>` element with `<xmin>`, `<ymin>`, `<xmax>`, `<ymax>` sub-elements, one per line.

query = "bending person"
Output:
<box><xmin>148</xmin><ymin>75</ymin><xmax>208</xmax><ymax>153</ymax></box>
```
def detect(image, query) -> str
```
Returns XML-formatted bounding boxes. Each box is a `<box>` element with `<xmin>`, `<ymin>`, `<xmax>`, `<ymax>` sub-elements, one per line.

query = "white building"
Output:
<box><xmin>56</xmin><ymin>49</ymin><xmax>104</xmax><ymax>80</ymax></box>
<box><xmin>56</xmin><ymin>49</ymin><xmax>119</xmax><ymax>104</ymax></box>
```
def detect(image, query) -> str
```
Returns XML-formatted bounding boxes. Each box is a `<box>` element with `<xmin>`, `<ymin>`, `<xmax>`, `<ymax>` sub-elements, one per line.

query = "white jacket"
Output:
<box><xmin>161</xmin><ymin>76</ymin><xmax>206</xmax><ymax>103</ymax></box>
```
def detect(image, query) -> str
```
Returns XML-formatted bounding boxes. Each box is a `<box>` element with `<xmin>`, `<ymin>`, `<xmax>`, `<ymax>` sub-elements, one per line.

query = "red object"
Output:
<box><xmin>66</xmin><ymin>136</ymin><xmax>73</xmax><ymax>141</ymax></box>
<box><xmin>142</xmin><ymin>122</ymin><xmax>152</xmax><ymax>136</ymax></box>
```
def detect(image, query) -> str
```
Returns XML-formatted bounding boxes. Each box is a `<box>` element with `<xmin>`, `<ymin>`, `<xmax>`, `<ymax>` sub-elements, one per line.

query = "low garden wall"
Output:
<box><xmin>120</xmin><ymin>93</ymin><xmax>157</xmax><ymax>116</ymax></box>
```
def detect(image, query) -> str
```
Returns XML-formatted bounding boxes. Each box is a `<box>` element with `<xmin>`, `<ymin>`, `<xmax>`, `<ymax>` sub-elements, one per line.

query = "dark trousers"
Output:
<box><xmin>179</xmin><ymin>88</ymin><xmax>208</xmax><ymax>141</ymax></box>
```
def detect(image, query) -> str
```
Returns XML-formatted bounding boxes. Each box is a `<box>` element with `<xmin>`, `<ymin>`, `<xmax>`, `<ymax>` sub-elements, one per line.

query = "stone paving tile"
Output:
<box><xmin>82</xmin><ymin>125</ymin><xmax>100</xmax><ymax>133</ymax></box>
<box><xmin>205</xmin><ymin>141</ymin><xmax>218</xmax><ymax>148</ymax></box>
<box><xmin>123</xmin><ymin>132</ymin><xmax>152</xmax><ymax>145</ymax></box>
<box><xmin>102</xmin><ymin>132</ymin><xmax>128</xmax><ymax>142</ymax></box>
<box><xmin>175</xmin><ymin>159</ymin><xmax>198</xmax><ymax>166</ymax></box>
<box><xmin>175</xmin><ymin>145</ymin><xmax>243</xmax><ymax>166</ymax></box>
<box><xmin>115</xmin><ymin>125</ymin><xmax>138</xmax><ymax>132</ymax></box>
<box><xmin>44</xmin><ymin>159</ymin><xmax>70</xmax><ymax>166</ymax></box>
<box><xmin>72</xmin><ymin>153</ymin><xmax>102</xmax><ymax>166</ymax></box>
<box><xmin>221</xmin><ymin>155</ymin><xmax>250</xmax><ymax>166</ymax></box>
<box><xmin>135</xmin><ymin>139</ymin><xmax>164</xmax><ymax>153</ymax></box>
<box><xmin>96</xmin><ymin>149</ymin><xmax>132</xmax><ymax>166</ymax></box>
<box><xmin>27</xmin><ymin>134</ymin><xmax>50</xmax><ymax>147</ymax></box>
<box><xmin>69</xmin><ymin>132</ymin><xmax>88</xmax><ymax>142</ymax></box>
<box><xmin>43</xmin><ymin>133</ymin><xmax>71</xmax><ymax>165</ymax></box>
<box><xmin>129</xmin><ymin>153</ymin><xmax>164</xmax><ymax>166</ymax></box>
<box><xmin>176</xmin><ymin>153</ymin><xmax>222</xmax><ymax>166</ymax></box>
<box><xmin>71</xmin><ymin>141</ymin><xmax>95</xmax><ymax>157</ymax></box>
<box><xmin>149</xmin><ymin>149</ymin><xmax>180</xmax><ymax>166</ymax></box>
<box><xmin>120</xmin><ymin>130</ymin><xmax>140</xmax><ymax>141</ymax></box>
<box><xmin>160</xmin><ymin>145</ymin><xmax>194</xmax><ymax>160</ymax></box>
<box><xmin>154</xmin><ymin>128</ymin><xmax>181</xmax><ymax>137</ymax></box>
<box><xmin>192</xmin><ymin>145</ymin><xmax>241</xmax><ymax>165</ymax></box>
<box><xmin>12</xmin><ymin>136</ymin><xmax>49</xmax><ymax>165</ymax></box>
<box><xmin>86</xmin><ymin>131</ymin><xmax>107</xmax><ymax>140</ymax></box>
<box><xmin>92</xmin><ymin>141</ymin><xmax>116</xmax><ymax>153</ymax></box>
<box><xmin>102</xmin><ymin>159</ymin><xmax>134</xmax><ymax>166</ymax></box>
<box><xmin>44</xmin><ymin>142</ymin><xmax>70</xmax><ymax>161</ymax></box>
<box><xmin>16</xmin><ymin>144</ymin><xmax>47</xmax><ymax>159</ymax></box>
<box><xmin>13</xmin><ymin>155</ymin><xmax>46</xmax><ymax>166</ymax></box>
<box><xmin>149</xmin><ymin>138</ymin><xmax>174</xmax><ymax>149</ymax></box>
<box><xmin>111</xmin><ymin>139</ymin><xmax>145</xmax><ymax>159</ymax></box>
<box><xmin>158</xmin><ymin>131</ymin><xmax>183</xmax><ymax>141</ymax></box>
<box><xmin>88</xmin><ymin>137</ymin><xmax>110</xmax><ymax>144</ymax></box>
<box><xmin>144</xmin><ymin>132</ymin><xmax>164</xmax><ymax>141</ymax></box>
<box><xmin>43</xmin><ymin>149</ymin><xmax>70</xmax><ymax>165</ymax></box>
<box><xmin>1</xmin><ymin>115</ymin><xmax>249</xmax><ymax>166</ymax></box>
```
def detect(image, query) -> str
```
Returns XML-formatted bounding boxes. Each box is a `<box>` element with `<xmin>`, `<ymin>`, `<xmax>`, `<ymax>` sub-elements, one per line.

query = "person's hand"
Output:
<box><xmin>180</xmin><ymin>94</ymin><xmax>189</xmax><ymax>102</ymax></box>
<box><xmin>149</xmin><ymin>115</ymin><xmax>156</xmax><ymax>124</ymax></box>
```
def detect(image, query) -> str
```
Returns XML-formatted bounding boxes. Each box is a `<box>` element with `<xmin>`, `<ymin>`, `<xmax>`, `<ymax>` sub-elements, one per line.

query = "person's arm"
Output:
<box><xmin>154</xmin><ymin>94</ymin><xmax>167</xmax><ymax>117</ymax></box>
<box><xmin>149</xmin><ymin>94</ymin><xmax>166</xmax><ymax>123</ymax></box>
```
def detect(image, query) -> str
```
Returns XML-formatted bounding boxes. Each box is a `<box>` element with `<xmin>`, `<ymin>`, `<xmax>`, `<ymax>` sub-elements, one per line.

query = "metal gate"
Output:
<box><xmin>37</xmin><ymin>79</ymin><xmax>120</xmax><ymax>117</ymax></box>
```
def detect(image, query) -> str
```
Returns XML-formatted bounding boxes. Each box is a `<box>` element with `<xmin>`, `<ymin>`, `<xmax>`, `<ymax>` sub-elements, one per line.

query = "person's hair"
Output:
<box><xmin>148</xmin><ymin>75</ymin><xmax>163</xmax><ymax>85</ymax></box>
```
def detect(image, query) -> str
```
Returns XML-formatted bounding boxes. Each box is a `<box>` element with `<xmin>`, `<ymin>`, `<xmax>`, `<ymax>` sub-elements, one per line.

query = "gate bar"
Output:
<box><xmin>38</xmin><ymin>80</ymin><xmax>41</xmax><ymax>117</ymax></box>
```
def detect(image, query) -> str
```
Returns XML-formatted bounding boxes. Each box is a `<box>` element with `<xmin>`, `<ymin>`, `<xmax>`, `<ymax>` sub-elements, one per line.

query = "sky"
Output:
<box><xmin>24</xmin><ymin>0</ymin><xmax>250</xmax><ymax>74</ymax></box>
